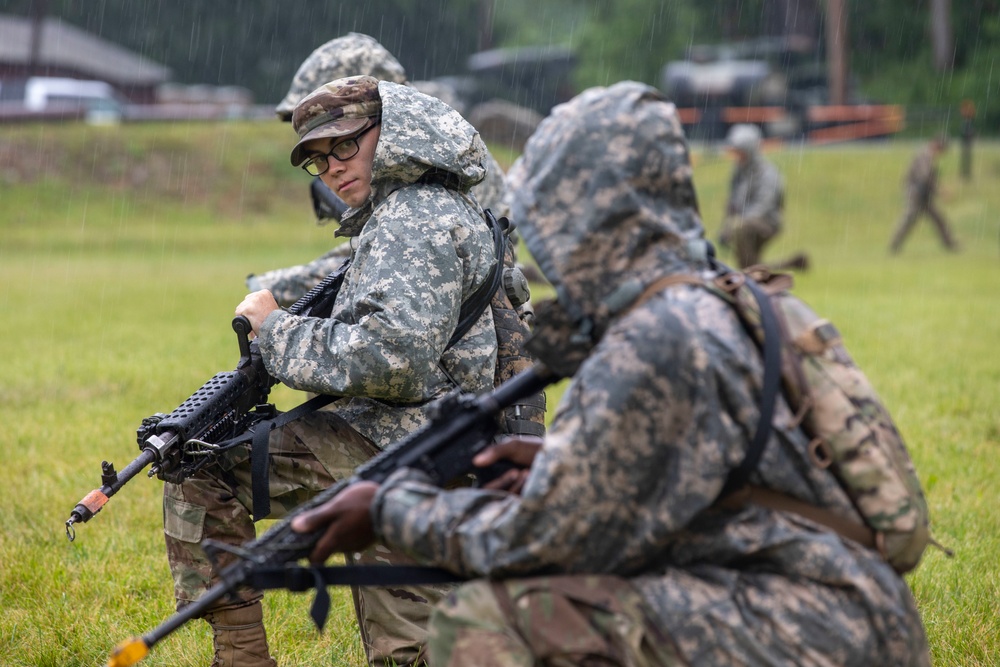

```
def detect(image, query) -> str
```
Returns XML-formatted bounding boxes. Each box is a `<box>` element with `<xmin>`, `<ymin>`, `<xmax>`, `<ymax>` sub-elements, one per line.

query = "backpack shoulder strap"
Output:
<box><xmin>447</xmin><ymin>208</ymin><xmax>507</xmax><ymax>349</ymax></box>
<box><xmin>625</xmin><ymin>270</ymin><xmax>783</xmax><ymax>497</ymax></box>
<box><xmin>718</xmin><ymin>273</ymin><xmax>784</xmax><ymax>497</ymax></box>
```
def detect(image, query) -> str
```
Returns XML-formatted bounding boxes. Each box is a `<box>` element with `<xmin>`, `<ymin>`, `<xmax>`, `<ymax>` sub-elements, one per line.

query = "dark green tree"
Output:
<box><xmin>2</xmin><ymin>0</ymin><xmax>482</xmax><ymax>103</ymax></box>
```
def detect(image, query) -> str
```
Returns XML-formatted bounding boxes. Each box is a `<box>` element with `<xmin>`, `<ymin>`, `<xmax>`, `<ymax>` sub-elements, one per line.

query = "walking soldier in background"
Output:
<box><xmin>889</xmin><ymin>137</ymin><xmax>960</xmax><ymax>254</ymax></box>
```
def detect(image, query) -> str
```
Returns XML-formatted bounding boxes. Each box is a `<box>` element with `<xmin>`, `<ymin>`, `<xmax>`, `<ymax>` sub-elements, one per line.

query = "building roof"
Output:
<box><xmin>0</xmin><ymin>14</ymin><xmax>171</xmax><ymax>85</ymax></box>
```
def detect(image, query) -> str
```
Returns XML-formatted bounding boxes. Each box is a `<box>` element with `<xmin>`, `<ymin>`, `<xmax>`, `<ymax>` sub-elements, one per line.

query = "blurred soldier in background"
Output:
<box><xmin>889</xmin><ymin>138</ymin><xmax>959</xmax><ymax>254</ymax></box>
<box><xmin>719</xmin><ymin>123</ymin><xmax>809</xmax><ymax>271</ymax></box>
<box><xmin>251</xmin><ymin>33</ymin><xmax>527</xmax><ymax>317</ymax></box>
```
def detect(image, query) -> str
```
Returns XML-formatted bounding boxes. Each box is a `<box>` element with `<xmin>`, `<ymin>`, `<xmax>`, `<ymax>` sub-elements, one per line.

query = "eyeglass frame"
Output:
<box><xmin>300</xmin><ymin>119</ymin><xmax>381</xmax><ymax>177</ymax></box>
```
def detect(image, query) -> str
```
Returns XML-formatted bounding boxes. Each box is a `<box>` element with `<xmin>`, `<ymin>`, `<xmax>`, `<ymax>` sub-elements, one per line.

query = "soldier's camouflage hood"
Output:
<box><xmin>276</xmin><ymin>32</ymin><xmax>408</xmax><ymax>120</ymax></box>
<box><xmin>336</xmin><ymin>80</ymin><xmax>488</xmax><ymax>237</ymax></box>
<box><xmin>507</xmin><ymin>81</ymin><xmax>704</xmax><ymax>336</ymax></box>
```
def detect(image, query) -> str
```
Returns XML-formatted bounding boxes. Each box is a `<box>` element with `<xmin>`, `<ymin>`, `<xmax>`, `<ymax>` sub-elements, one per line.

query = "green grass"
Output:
<box><xmin>1</xmin><ymin>121</ymin><xmax>999</xmax><ymax>665</ymax></box>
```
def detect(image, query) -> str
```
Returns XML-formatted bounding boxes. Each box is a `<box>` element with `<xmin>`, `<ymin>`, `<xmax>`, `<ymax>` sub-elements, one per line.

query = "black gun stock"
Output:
<box><xmin>106</xmin><ymin>363</ymin><xmax>556</xmax><ymax>667</ymax></box>
<box><xmin>65</xmin><ymin>260</ymin><xmax>352</xmax><ymax>540</ymax></box>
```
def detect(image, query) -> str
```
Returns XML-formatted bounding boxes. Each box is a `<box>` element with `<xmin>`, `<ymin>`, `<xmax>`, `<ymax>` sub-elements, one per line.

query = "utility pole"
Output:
<box><xmin>478</xmin><ymin>0</ymin><xmax>494</xmax><ymax>51</ymax></box>
<box><xmin>929</xmin><ymin>0</ymin><xmax>953</xmax><ymax>72</ymax></box>
<box><xmin>29</xmin><ymin>0</ymin><xmax>49</xmax><ymax>74</ymax></box>
<box><xmin>825</xmin><ymin>0</ymin><xmax>849</xmax><ymax>105</ymax></box>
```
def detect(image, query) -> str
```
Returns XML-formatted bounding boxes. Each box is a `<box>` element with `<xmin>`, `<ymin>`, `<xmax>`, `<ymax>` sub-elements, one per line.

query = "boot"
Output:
<box><xmin>204</xmin><ymin>601</ymin><xmax>278</xmax><ymax>667</ymax></box>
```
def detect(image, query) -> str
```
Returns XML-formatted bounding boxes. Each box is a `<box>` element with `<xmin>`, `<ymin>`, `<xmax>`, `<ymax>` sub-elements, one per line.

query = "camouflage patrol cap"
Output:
<box><xmin>289</xmin><ymin>75</ymin><xmax>382</xmax><ymax>167</ymax></box>
<box><xmin>276</xmin><ymin>33</ymin><xmax>407</xmax><ymax>121</ymax></box>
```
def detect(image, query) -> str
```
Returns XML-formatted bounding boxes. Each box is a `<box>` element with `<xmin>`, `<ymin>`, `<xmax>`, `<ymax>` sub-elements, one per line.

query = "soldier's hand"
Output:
<box><xmin>291</xmin><ymin>481</ymin><xmax>379</xmax><ymax>563</ymax></box>
<box><xmin>474</xmin><ymin>436</ymin><xmax>543</xmax><ymax>494</ymax></box>
<box><xmin>235</xmin><ymin>289</ymin><xmax>279</xmax><ymax>336</ymax></box>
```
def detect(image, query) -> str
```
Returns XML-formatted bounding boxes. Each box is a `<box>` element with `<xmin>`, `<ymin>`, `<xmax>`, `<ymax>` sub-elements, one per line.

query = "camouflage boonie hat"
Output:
<box><xmin>289</xmin><ymin>75</ymin><xmax>382</xmax><ymax>167</ymax></box>
<box><xmin>276</xmin><ymin>32</ymin><xmax>407</xmax><ymax>121</ymax></box>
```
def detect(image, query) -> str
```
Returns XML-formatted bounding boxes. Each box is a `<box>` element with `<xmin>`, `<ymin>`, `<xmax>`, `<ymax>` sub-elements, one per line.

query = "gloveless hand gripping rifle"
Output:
<box><xmin>64</xmin><ymin>258</ymin><xmax>352</xmax><ymax>540</ymax></box>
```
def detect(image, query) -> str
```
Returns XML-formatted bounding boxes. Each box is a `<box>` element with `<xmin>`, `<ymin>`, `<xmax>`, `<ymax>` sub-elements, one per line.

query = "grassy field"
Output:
<box><xmin>1</xmin><ymin>120</ymin><xmax>998</xmax><ymax>666</ymax></box>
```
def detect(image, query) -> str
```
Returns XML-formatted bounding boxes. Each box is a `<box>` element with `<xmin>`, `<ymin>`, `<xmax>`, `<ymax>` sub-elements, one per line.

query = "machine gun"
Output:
<box><xmin>106</xmin><ymin>363</ymin><xmax>556</xmax><ymax>667</ymax></box>
<box><xmin>64</xmin><ymin>259</ymin><xmax>352</xmax><ymax>540</ymax></box>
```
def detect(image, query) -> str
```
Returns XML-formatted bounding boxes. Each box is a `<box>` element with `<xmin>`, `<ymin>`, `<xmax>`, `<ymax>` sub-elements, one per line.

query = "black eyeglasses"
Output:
<box><xmin>301</xmin><ymin>120</ymin><xmax>380</xmax><ymax>176</ymax></box>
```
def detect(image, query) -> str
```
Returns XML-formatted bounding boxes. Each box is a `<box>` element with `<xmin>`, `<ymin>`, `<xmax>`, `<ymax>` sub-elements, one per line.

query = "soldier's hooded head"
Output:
<box><xmin>276</xmin><ymin>33</ymin><xmax>408</xmax><ymax>121</ymax></box>
<box><xmin>507</xmin><ymin>81</ymin><xmax>704</xmax><ymax>340</ymax></box>
<box><xmin>726</xmin><ymin>123</ymin><xmax>762</xmax><ymax>156</ymax></box>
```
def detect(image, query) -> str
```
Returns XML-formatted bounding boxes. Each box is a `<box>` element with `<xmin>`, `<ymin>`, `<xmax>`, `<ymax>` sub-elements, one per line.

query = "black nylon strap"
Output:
<box><xmin>248</xmin><ymin>564</ymin><xmax>463</xmax><ymax>630</ymax></box>
<box><xmin>448</xmin><ymin>209</ymin><xmax>507</xmax><ymax>349</ymax></box>
<box><xmin>246</xmin><ymin>393</ymin><xmax>335</xmax><ymax>520</ymax></box>
<box><xmin>720</xmin><ymin>275</ymin><xmax>783</xmax><ymax>497</ymax></box>
<box><xmin>249</xmin><ymin>212</ymin><xmax>502</xmax><ymax>519</ymax></box>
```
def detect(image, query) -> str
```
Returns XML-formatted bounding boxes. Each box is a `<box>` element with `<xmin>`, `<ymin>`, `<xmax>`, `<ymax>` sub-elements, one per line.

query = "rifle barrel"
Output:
<box><xmin>65</xmin><ymin>447</ymin><xmax>158</xmax><ymax>540</ymax></box>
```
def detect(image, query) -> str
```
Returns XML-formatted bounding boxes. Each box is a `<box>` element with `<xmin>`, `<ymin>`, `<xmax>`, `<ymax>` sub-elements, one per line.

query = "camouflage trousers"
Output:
<box><xmin>889</xmin><ymin>197</ymin><xmax>958</xmax><ymax>252</ymax></box>
<box><xmin>719</xmin><ymin>216</ymin><xmax>778</xmax><ymax>269</ymax></box>
<box><xmin>427</xmin><ymin>567</ymin><xmax>930</xmax><ymax>667</ymax></box>
<box><xmin>427</xmin><ymin>575</ymin><xmax>685</xmax><ymax>667</ymax></box>
<box><xmin>163</xmin><ymin>409</ymin><xmax>452</xmax><ymax>666</ymax></box>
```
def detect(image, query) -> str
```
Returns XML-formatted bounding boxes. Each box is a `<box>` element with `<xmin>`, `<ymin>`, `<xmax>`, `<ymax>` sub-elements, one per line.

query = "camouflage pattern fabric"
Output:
<box><xmin>248</xmin><ymin>243</ymin><xmax>352</xmax><ymax>307</ymax></box>
<box><xmin>257</xmin><ymin>32</ymin><xmax>511</xmax><ymax>304</ymax></box>
<box><xmin>252</xmin><ymin>150</ymin><xmax>509</xmax><ymax>307</ymax></box>
<box><xmin>428</xmin><ymin>576</ymin><xmax>684</xmax><ymax>666</ymax></box>
<box><xmin>275</xmin><ymin>33</ymin><xmax>407</xmax><ymax>121</ymax></box>
<box><xmin>724</xmin><ymin>151</ymin><xmax>784</xmax><ymax>228</ymax></box>
<box><xmin>371</xmin><ymin>81</ymin><xmax>929</xmax><ymax>666</ymax></box>
<box><xmin>258</xmin><ymin>81</ymin><xmax>497</xmax><ymax>447</ymax></box>
<box><xmin>719</xmin><ymin>215</ymin><xmax>777</xmax><ymax>268</ymax></box>
<box><xmin>889</xmin><ymin>144</ymin><xmax>958</xmax><ymax>253</ymax></box>
<box><xmin>164</xmin><ymin>411</ymin><xmax>451</xmax><ymax>666</ymax></box>
<box><xmin>720</xmin><ymin>152</ymin><xmax>784</xmax><ymax>268</ymax></box>
<box><xmin>167</xmin><ymin>80</ymin><xmax>498</xmax><ymax>665</ymax></box>
<box><xmin>164</xmin><ymin>410</ymin><xmax>379</xmax><ymax>606</ymax></box>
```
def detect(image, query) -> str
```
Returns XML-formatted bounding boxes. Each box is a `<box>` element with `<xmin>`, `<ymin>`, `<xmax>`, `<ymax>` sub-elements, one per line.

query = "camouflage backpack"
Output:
<box><xmin>710</xmin><ymin>266</ymin><xmax>940</xmax><ymax>574</ymax></box>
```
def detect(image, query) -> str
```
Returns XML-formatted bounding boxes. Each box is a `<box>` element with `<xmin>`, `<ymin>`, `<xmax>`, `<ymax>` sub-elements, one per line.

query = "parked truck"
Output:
<box><xmin>660</xmin><ymin>37</ymin><xmax>903</xmax><ymax>144</ymax></box>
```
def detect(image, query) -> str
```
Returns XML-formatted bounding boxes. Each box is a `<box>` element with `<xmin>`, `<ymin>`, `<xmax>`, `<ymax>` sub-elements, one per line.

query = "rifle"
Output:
<box><xmin>106</xmin><ymin>362</ymin><xmax>556</xmax><ymax>667</ymax></box>
<box><xmin>64</xmin><ymin>258</ymin><xmax>352</xmax><ymax>540</ymax></box>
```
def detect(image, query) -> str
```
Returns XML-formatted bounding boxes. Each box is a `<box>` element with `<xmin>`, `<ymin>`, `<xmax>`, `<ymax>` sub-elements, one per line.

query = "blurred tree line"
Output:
<box><xmin>5</xmin><ymin>0</ymin><xmax>997</xmax><ymax>131</ymax></box>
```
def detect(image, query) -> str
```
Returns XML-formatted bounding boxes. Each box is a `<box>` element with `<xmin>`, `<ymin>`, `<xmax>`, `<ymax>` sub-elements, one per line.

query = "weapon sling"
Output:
<box><xmin>241</xmin><ymin>209</ymin><xmax>508</xmax><ymax>520</ymax></box>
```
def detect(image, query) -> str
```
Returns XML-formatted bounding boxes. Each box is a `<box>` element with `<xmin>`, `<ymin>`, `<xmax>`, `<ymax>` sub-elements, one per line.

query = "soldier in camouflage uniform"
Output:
<box><xmin>164</xmin><ymin>76</ymin><xmax>499</xmax><ymax>666</ymax></box>
<box><xmin>719</xmin><ymin>124</ymin><xmax>809</xmax><ymax>271</ymax></box>
<box><xmin>289</xmin><ymin>82</ymin><xmax>930</xmax><ymax>666</ymax></box>
<box><xmin>889</xmin><ymin>138</ymin><xmax>959</xmax><ymax>254</ymax></box>
<box><xmin>251</xmin><ymin>32</ymin><xmax>511</xmax><ymax>308</ymax></box>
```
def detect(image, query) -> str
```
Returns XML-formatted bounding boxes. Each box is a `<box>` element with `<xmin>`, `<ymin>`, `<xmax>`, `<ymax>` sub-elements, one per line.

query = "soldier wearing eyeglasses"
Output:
<box><xmin>247</xmin><ymin>33</ymin><xmax>514</xmax><ymax>311</ymax></box>
<box><xmin>163</xmin><ymin>75</ymin><xmax>501</xmax><ymax>667</ymax></box>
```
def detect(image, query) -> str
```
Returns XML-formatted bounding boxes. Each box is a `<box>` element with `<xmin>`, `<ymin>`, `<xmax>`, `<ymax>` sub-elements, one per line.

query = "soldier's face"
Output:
<box><xmin>306</xmin><ymin>123</ymin><xmax>381</xmax><ymax>209</ymax></box>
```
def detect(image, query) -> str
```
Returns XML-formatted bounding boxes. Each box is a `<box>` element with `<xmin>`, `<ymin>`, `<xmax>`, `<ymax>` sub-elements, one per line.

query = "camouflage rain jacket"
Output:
<box><xmin>725</xmin><ymin>151</ymin><xmax>784</xmax><ymax>232</ymax></box>
<box><xmin>372</xmin><ymin>82</ymin><xmax>928</xmax><ymax>664</ymax></box>
<box><xmin>904</xmin><ymin>145</ymin><xmax>939</xmax><ymax>204</ymax></box>
<box><xmin>257</xmin><ymin>81</ymin><xmax>498</xmax><ymax>446</ymax></box>
<box><xmin>260</xmin><ymin>31</ymin><xmax>510</xmax><ymax>306</ymax></box>
<box><xmin>253</xmin><ymin>154</ymin><xmax>509</xmax><ymax>307</ymax></box>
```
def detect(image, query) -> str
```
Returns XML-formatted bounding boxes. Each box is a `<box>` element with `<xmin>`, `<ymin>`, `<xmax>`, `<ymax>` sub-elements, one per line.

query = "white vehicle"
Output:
<box><xmin>23</xmin><ymin>77</ymin><xmax>118</xmax><ymax>110</ymax></box>
<box><xmin>10</xmin><ymin>77</ymin><xmax>124</xmax><ymax>124</ymax></box>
